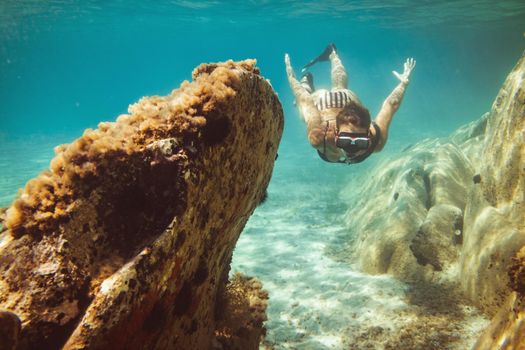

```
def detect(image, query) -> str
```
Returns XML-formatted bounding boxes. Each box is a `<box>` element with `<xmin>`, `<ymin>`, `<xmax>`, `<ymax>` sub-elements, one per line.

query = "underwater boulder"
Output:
<box><xmin>460</xmin><ymin>51</ymin><xmax>525</xmax><ymax>316</ymax></box>
<box><xmin>448</xmin><ymin>112</ymin><xmax>489</xmax><ymax>162</ymax></box>
<box><xmin>0</xmin><ymin>309</ymin><xmax>21</xmax><ymax>350</ymax></box>
<box><xmin>409</xmin><ymin>204</ymin><xmax>463</xmax><ymax>271</ymax></box>
<box><xmin>340</xmin><ymin>50</ymin><xmax>525</xmax><ymax>349</ymax></box>
<box><xmin>212</xmin><ymin>273</ymin><xmax>269</xmax><ymax>350</ymax></box>
<box><xmin>464</xmin><ymin>52</ymin><xmax>525</xmax><ymax>349</ymax></box>
<box><xmin>472</xmin><ymin>247</ymin><xmax>525</xmax><ymax>350</ymax></box>
<box><xmin>342</xmin><ymin>139</ymin><xmax>473</xmax><ymax>282</ymax></box>
<box><xmin>0</xmin><ymin>59</ymin><xmax>283</xmax><ymax>349</ymax></box>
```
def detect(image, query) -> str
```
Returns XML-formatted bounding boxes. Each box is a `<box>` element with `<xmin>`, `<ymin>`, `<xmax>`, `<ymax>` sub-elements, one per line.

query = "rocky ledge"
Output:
<box><xmin>0</xmin><ymin>59</ymin><xmax>283</xmax><ymax>350</ymax></box>
<box><xmin>340</xmin><ymin>51</ymin><xmax>524</xmax><ymax>348</ymax></box>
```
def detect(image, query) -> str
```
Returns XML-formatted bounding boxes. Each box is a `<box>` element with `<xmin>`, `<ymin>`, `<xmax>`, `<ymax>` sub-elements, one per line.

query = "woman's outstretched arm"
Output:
<box><xmin>374</xmin><ymin>58</ymin><xmax>416</xmax><ymax>152</ymax></box>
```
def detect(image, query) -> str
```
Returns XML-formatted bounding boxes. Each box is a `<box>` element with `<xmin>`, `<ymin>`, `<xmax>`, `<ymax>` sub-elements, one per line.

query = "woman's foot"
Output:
<box><xmin>300</xmin><ymin>72</ymin><xmax>315</xmax><ymax>93</ymax></box>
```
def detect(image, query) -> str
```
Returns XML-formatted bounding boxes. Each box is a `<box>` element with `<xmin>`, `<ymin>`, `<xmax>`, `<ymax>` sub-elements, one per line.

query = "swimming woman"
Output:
<box><xmin>284</xmin><ymin>44</ymin><xmax>415</xmax><ymax>164</ymax></box>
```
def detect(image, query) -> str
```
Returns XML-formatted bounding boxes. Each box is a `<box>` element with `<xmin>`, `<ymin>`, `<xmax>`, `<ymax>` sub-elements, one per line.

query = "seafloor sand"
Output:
<box><xmin>0</xmin><ymin>136</ymin><xmax>489</xmax><ymax>349</ymax></box>
<box><xmin>231</xmin><ymin>150</ymin><xmax>489</xmax><ymax>350</ymax></box>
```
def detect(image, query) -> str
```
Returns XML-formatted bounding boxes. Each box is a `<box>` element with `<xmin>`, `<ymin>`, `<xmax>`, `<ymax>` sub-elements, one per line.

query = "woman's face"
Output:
<box><xmin>335</xmin><ymin>120</ymin><xmax>371</xmax><ymax>158</ymax></box>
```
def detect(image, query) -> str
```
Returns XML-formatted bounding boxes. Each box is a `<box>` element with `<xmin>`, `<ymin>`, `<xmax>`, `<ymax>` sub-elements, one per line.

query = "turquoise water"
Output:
<box><xmin>1</xmin><ymin>1</ymin><xmax>524</xmax><ymax>205</ymax></box>
<box><xmin>1</xmin><ymin>1</ymin><xmax>524</xmax><ymax>348</ymax></box>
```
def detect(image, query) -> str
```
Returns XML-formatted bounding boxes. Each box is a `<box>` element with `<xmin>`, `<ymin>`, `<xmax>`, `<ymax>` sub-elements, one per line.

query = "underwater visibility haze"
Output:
<box><xmin>1</xmin><ymin>1</ymin><xmax>525</xmax><ymax>349</ymax></box>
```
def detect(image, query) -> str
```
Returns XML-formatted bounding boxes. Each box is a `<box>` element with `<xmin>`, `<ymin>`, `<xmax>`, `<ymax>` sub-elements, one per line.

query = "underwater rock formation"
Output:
<box><xmin>212</xmin><ymin>273</ymin><xmax>269</xmax><ymax>350</ymax></box>
<box><xmin>468</xmin><ymin>52</ymin><xmax>525</xmax><ymax>350</ymax></box>
<box><xmin>472</xmin><ymin>247</ymin><xmax>525</xmax><ymax>349</ymax></box>
<box><xmin>341</xmin><ymin>51</ymin><xmax>524</xmax><ymax>347</ymax></box>
<box><xmin>0</xmin><ymin>309</ymin><xmax>21</xmax><ymax>350</ymax></box>
<box><xmin>460</xmin><ymin>52</ymin><xmax>525</xmax><ymax>315</ymax></box>
<box><xmin>342</xmin><ymin>138</ymin><xmax>473</xmax><ymax>282</ymax></box>
<box><xmin>0</xmin><ymin>59</ymin><xmax>283</xmax><ymax>349</ymax></box>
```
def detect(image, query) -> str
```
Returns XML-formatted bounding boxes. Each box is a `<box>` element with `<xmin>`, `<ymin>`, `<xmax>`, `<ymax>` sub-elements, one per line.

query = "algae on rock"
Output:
<box><xmin>0</xmin><ymin>59</ymin><xmax>283</xmax><ymax>350</ymax></box>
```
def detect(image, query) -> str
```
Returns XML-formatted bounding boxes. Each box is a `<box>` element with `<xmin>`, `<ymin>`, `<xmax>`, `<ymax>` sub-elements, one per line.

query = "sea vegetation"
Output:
<box><xmin>213</xmin><ymin>273</ymin><xmax>269</xmax><ymax>350</ymax></box>
<box><xmin>4</xmin><ymin>60</ymin><xmax>258</xmax><ymax>239</ymax></box>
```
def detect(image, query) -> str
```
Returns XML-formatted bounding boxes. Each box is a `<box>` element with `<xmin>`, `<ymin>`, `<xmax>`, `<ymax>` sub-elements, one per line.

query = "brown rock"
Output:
<box><xmin>473</xmin><ymin>293</ymin><xmax>525</xmax><ymax>350</ymax></box>
<box><xmin>213</xmin><ymin>273</ymin><xmax>269</xmax><ymax>350</ymax></box>
<box><xmin>0</xmin><ymin>59</ymin><xmax>283</xmax><ymax>349</ymax></box>
<box><xmin>0</xmin><ymin>310</ymin><xmax>21</xmax><ymax>350</ymax></box>
<box><xmin>0</xmin><ymin>207</ymin><xmax>6</xmax><ymax>233</ymax></box>
<box><xmin>509</xmin><ymin>247</ymin><xmax>525</xmax><ymax>295</ymax></box>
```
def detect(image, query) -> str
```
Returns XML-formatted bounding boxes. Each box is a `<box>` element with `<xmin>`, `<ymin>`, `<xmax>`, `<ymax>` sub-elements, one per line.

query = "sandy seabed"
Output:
<box><xmin>231</xmin><ymin>151</ymin><xmax>489</xmax><ymax>350</ymax></box>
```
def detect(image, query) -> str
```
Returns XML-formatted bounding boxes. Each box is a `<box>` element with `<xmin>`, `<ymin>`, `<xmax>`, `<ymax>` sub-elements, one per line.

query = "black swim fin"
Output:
<box><xmin>302</xmin><ymin>43</ymin><xmax>337</xmax><ymax>72</ymax></box>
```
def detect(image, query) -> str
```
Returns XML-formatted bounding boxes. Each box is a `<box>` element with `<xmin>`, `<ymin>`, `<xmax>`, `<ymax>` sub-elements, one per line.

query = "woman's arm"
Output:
<box><xmin>374</xmin><ymin>58</ymin><xmax>416</xmax><ymax>152</ymax></box>
<box><xmin>285</xmin><ymin>54</ymin><xmax>325</xmax><ymax>148</ymax></box>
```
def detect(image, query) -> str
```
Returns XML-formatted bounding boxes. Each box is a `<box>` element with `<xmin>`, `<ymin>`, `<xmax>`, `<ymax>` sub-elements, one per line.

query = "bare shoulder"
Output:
<box><xmin>369</xmin><ymin>123</ymin><xmax>379</xmax><ymax>137</ymax></box>
<box><xmin>370</xmin><ymin>122</ymin><xmax>385</xmax><ymax>153</ymax></box>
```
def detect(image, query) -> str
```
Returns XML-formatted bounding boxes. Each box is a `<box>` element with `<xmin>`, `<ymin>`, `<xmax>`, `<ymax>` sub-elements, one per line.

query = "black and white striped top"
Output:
<box><xmin>314</xmin><ymin>90</ymin><xmax>356</xmax><ymax>110</ymax></box>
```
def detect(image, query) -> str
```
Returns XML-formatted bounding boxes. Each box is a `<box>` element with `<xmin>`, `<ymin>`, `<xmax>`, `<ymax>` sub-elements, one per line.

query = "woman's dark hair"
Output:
<box><xmin>336</xmin><ymin>102</ymin><xmax>371</xmax><ymax>129</ymax></box>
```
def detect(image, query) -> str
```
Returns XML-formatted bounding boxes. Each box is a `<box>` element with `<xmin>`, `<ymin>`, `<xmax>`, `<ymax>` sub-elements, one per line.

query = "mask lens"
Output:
<box><xmin>336</xmin><ymin>132</ymin><xmax>370</xmax><ymax>151</ymax></box>
<box><xmin>354</xmin><ymin>139</ymin><xmax>369</xmax><ymax>149</ymax></box>
<box><xmin>335</xmin><ymin>137</ymin><xmax>350</xmax><ymax>149</ymax></box>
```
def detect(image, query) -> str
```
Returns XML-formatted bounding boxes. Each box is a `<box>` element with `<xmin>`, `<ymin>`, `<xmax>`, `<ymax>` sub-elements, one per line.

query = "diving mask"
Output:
<box><xmin>335</xmin><ymin>131</ymin><xmax>370</xmax><ymax>154</ymax></box>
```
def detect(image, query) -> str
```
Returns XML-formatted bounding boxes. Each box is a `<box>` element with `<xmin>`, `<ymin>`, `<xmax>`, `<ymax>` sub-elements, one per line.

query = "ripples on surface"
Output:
<box><xmin>1</xmin><ymin>0</ymin><xmax>525</xmax><ymax>30</ymax></box>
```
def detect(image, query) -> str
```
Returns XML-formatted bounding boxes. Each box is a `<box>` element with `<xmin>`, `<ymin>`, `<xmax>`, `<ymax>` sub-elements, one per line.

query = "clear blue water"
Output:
<box><xmin>1</xmin><ymin>1</ymin><xmax>524</xmax><ymax>348</ymax></box>
<box><xmin>1</xmin><ymin>1</ymin><xmax>523</xmax><ymax>206</ymax></box>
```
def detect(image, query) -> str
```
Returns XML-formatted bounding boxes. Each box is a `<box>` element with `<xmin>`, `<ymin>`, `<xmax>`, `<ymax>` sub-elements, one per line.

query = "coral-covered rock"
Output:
<box><xmin>212</xmin><ymin>273</ymin><xmax>269</xmax><ymax>350</ymax></box>
<box><xmin>0</xmin><ymin>208</ymin><xmax>6</xmax><ymax>234</ymax></box>
<box><xmin>340</xmin><ymin>51</ymin><xmax>525</xmax><ymax>348</ymax></box>
<box><xmin>0</xmin><ymin>59</ymin><xmax>283</xmax><ymax>349</ymax></box>
<box><xmin>0</xmin><ymin>309</ymin><xmax>21</xmax><ymax>350</ymax></box>
<box><xmin>341</xmin><ymin>139</ymin><xmax>472</xmax><ymax>282</ymax></box>
<box><xmin>460</xmin><ymin>51</ymin><xmax>525</xmax><ymax>316</ymax></box>
<box><xmin>509</xmin><ymin>247</ymin><xmax>525</xmax><ymax>295</ymax></box>
<box><xmin>468</xmin><ymin>54</ymin><xmax>525</xmax><ymax>350</ymax></box>
<box><xmin>472</xmin><ymin>292</ymin><xmax>525</xmax><ymax>350</ymax></box>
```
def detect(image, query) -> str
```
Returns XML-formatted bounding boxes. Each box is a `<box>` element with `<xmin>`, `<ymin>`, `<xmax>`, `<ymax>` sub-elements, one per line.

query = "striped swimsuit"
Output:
<box><xmin>313</xmin><ymin>89</ymin><xmax>359</xmax><ymax>111</ymax></box>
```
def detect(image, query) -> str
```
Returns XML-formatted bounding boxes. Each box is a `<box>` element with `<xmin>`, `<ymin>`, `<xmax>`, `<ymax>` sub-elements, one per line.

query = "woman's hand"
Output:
<box><xmin>393</xmin><ymin>58</ymin><xmax>416</xmax><ymax>85</ymax></box>
<box><xmin>284</xmin><ymin>53</ymin><xmax>296</xmax><ymax>79</ymax></box>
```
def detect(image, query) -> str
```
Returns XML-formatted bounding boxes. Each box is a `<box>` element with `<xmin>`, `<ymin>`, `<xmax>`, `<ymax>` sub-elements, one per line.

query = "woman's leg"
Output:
<box><xmin>287</xmin><ymin>73</ymin><xmax>316</xmax><ymax>124</ymax></box>
<box><xmin>300</xmin><ymin>72</ymin><xmax>315</xmax><ymax>94</ymax></box>
<box><xmin>330</xmin><ymin>50</ymin><xmax>348</xmax><ymax>90</ymax></box>
<box><xmin>286</xmin><ymin>53</ymin><xmax>318</xmax><ymax>124</ymax></box>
